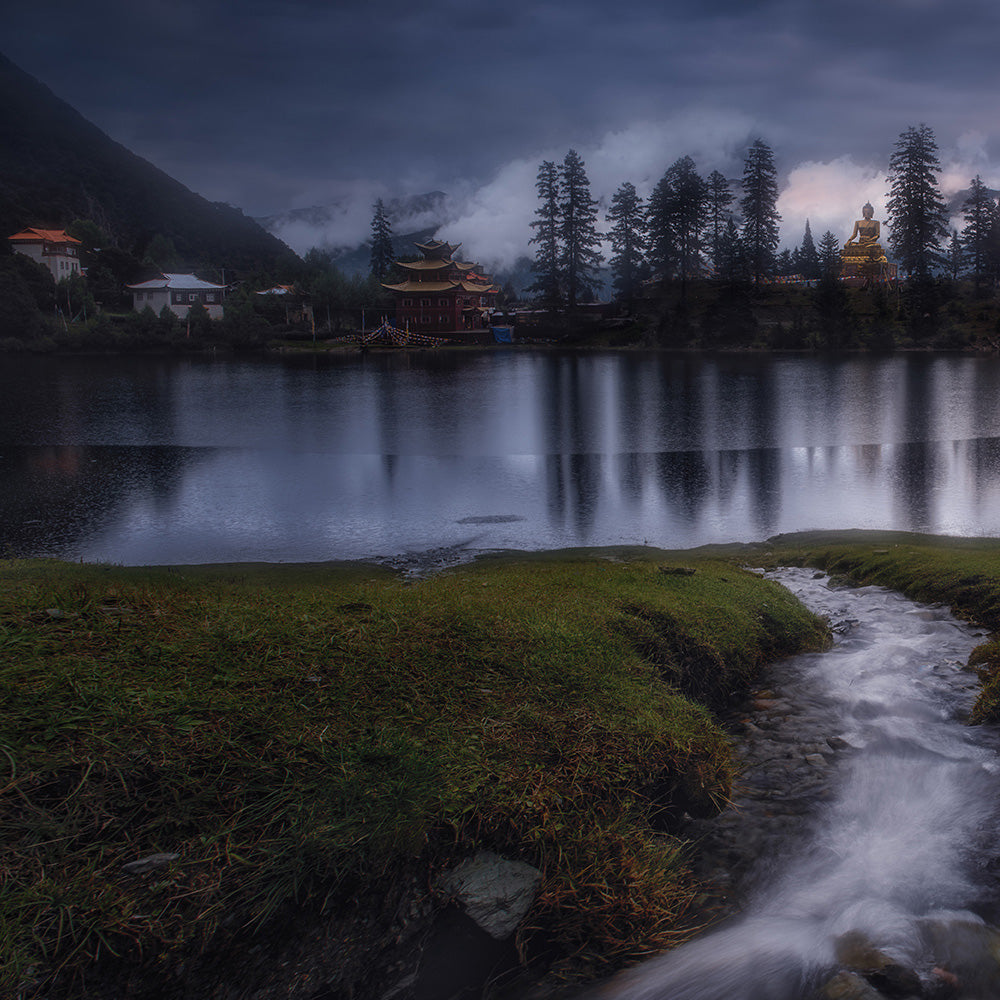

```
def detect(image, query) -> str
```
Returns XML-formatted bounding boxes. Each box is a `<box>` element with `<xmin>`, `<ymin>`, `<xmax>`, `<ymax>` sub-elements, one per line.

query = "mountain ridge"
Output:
<box><xmin>0</xmin><ymin>51</ymin><xmax>295</xmax><ymax>275</ymax></box>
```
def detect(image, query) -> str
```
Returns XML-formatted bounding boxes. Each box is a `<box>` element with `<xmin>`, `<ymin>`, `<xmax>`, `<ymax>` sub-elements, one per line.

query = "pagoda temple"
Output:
<box><xmin>382</xmin><ymin>240</ymin><xmax>498</xmax><ymax>333</ymax></box>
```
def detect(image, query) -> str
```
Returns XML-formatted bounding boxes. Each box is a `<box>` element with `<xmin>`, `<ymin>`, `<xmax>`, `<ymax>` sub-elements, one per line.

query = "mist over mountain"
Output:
<box><xmin>0</xmin><ymin>52</ymin><xmax>295</xmax><ymax>274</ymax></box>
<box><xmin>254</xmin><ymin>191</ymin><xmax>458</xmax><ymax>276</ymax></box>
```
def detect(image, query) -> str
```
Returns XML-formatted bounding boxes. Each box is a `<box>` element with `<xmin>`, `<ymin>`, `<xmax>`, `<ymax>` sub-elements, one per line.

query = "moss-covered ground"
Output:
<box><xmin>0</xmin><ymin>552</ymin><xmax>830</xmax><ymax>997</ymax></box>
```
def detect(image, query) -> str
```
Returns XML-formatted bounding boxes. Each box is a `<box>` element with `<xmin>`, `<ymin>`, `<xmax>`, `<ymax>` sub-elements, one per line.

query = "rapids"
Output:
<box><xmin>591</xmin><ymin>568</ymin><xmax>1000</xmax><ymax>1000</ymax></box>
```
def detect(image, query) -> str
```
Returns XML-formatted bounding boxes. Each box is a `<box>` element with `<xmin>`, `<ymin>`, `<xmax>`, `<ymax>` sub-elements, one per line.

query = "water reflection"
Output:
<box><xmin>3</xmin><ymin>353</ymin><xmax>1000</xmax><ymax>564</ymax></box>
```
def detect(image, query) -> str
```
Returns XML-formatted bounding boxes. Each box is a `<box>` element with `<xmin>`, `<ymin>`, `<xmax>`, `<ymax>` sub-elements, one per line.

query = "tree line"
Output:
<box><xmin>527</xmin><ymin>125</ymin><xmax>1000</xmax><ymax>316</ymax></box>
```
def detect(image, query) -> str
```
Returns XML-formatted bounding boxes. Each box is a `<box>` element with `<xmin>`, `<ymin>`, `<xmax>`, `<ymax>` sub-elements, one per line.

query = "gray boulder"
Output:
<box><xmin>440</xmin><ymin>850</ymin><xmax>543</xmax><ymax>940</ymax></box>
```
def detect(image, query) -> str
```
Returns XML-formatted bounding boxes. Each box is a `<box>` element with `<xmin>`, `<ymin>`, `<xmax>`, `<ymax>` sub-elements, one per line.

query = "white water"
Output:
<box><xmin>594</xmin><ymin>568</ymin><xmax>1000</xmax><ymax>1000</ymax></box>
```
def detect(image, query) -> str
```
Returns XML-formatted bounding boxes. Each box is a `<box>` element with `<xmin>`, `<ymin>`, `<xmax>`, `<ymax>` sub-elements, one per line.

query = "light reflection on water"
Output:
<box><xmin>3</xmin><ymin>352</ymin><xmax>1000</xmax><ymax>564</ymax></box>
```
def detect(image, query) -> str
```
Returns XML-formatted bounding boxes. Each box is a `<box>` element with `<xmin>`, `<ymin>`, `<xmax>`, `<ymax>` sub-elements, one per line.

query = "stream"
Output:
<box><xmin>591</xmin><ymin>568</ymin><xmax>1000</xmax><ymax>1000</ymax></box>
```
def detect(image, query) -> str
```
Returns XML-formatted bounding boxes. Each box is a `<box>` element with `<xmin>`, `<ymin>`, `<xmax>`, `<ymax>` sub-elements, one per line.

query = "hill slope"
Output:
<box><xmin>0</xmin><ymin>52</ymin><xmax>296</xmax><ymax>274</ymax></box>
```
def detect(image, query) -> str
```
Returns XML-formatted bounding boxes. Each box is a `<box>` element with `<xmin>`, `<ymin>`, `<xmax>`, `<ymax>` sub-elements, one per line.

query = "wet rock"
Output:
<box><xmin>814</xmin><ymin>970</ymin><xmax>888</xmax><ymax>1000</ymax></box>
<box><xmin>834</xmin><ymin>930</ymin><xmax>922</xmax><ymax>997</ymax></box>
<box><xmin>440</xmin><ymin>850</ymin><xmax>543</xmax><ymax>940</ymax></box>
<box><xmin>919</xmin><ymin>916</ymin><xmax>1000</xmax><ymax>998</ymax></box>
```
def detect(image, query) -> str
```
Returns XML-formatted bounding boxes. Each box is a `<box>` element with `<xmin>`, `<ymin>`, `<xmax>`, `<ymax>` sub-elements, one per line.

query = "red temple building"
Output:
<box><xmin>383</xmin><ymin>240</ymin><xmax>498</xmax><ymax>334</ymax></box>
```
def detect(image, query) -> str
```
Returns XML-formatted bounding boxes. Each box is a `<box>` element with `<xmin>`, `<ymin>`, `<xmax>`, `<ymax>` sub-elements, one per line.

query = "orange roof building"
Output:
<box><xmin>383</xmin><ymin>239</ymin><xmax>498</xmax><ymax>333</ymax></box>
<box><xmin>7</xmin><ymin>228</ymin><xmax>82</xmax><ymax>282</ymax></box>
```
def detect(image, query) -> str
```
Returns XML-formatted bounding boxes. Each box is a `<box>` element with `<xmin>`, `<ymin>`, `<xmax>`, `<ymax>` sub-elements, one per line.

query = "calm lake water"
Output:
<box><xmin>3</xmin><ymin>350</ymin><xmax>1000</xmax><ymax>565</ymax></box>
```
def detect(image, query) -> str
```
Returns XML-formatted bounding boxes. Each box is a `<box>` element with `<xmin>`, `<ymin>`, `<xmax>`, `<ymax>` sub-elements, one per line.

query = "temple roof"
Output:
<box><xmin>381</xmin><ymin>280</ymin><xmax>462</xmax><ymax>292</ymax></box>
<box><xmin>396</xmin><ymin>259</ymin><xmax>457</xmax><ymax>271</ymax></box>
<box><xmin>382</xmin><ymin>279</ymin><xmax>498</xmax><ymax>294</ymax></box>
<box><xmin>415</xmin><ymin>239</ymin><xmax>461</xmax><ymax>260</ymax></box>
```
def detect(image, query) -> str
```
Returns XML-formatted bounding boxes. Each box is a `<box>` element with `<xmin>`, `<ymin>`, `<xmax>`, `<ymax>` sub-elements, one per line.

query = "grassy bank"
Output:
<box><xmin>763</xmin><ymin>530</ymin><xmax>1000</xmax><ymax>721</ymax></box>
<box><xmin>0</xmin><ymin>553</ymin><xmax>829</xmax><ymax>998</ymax></box>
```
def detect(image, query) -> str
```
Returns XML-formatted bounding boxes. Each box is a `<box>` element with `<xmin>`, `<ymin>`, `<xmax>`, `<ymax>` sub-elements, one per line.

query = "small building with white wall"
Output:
<box><xmin>126</xmin><ymin>273</ymin><xmax>226</xmax><ymax>319</ymax></box>
<box><xmin>7</xmin><ymin>228</ymin><xmax>83</xmax><ymax>281</ymax></box>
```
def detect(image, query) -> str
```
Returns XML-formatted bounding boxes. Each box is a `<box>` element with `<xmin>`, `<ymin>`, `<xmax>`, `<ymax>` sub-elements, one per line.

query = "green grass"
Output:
<box><xmin>0</xmin><ymin>553</ymin><xmax>828</xmax><ymax>997</ymax></box>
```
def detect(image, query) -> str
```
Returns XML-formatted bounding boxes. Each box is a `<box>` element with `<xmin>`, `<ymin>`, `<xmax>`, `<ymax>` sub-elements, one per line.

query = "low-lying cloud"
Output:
<box><xmin>268</xmin><ymin>122</ymin><xmax>1000</xmax><ymax>275</ymax></box>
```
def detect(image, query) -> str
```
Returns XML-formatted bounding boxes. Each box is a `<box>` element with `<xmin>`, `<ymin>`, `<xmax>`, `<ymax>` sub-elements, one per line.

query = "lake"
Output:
<box><xmin>3</xmin><ymin>350</ymin><xmax>1000</xmax><ymax>565</ymax></box>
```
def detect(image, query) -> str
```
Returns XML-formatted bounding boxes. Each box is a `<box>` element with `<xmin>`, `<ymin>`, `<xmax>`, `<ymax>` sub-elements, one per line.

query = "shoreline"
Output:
<box><xmin>6</xmin><ymin>530</ymin><xmax>1000</xmax><ymax>999</ymax></box>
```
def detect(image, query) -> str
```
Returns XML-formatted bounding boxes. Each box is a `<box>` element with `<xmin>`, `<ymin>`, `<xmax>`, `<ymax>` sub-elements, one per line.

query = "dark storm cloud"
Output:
<box><xmin>7</xmin><ymin>0</ymin><xmax>1000</xmax><ymax>255</ymax></box>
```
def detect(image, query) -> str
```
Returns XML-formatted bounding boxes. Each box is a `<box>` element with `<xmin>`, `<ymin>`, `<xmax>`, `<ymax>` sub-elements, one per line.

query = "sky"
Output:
<box><xmin>7</xmin><ymin>0</ymin><xmax>1000</xmax><ymax>268</ymax></box>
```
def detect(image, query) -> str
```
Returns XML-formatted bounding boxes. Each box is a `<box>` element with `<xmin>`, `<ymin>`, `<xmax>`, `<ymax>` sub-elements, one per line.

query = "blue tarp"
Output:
<box><xmin>492</xmin><ymin>326</ymin><xmax>513</xmax><ymax>343</ymax></box>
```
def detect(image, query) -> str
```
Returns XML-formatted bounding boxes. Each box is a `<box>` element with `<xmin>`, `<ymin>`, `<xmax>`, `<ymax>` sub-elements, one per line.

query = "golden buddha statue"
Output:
<box><xmin>841</xmin><ymin>202</ymin><xmax>891</xmax><ymax>284</ymax></box>
<box><xmin>845</xmin><ymin>203</ymin><xmax>880</xmax><ymax>248</ymax></box>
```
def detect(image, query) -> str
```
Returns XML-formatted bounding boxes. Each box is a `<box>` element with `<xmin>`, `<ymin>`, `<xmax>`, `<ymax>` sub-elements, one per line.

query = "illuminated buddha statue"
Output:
<box><xmin>845</xmin><ymin>202</ymin><xmax>881</xmax><ymax>248</ymax></box>
<box><xmin>841</xmin><ymin>202</ymin><xmax>891</xmax><ymax>284</ymax></box>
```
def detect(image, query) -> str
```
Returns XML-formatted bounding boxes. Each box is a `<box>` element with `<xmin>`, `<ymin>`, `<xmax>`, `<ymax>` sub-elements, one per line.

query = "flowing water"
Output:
<box><xmin>594</xmin><ymin>568</ymin><xmax>1000</xmax><ymax>1000</ymax></box>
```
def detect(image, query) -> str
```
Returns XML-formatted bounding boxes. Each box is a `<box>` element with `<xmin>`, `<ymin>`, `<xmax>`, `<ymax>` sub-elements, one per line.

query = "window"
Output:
<box><xmin>438</xmin><ymin>298</ymin><xmax>448</xmax><ymax>306</ymax></box>
<box><xmin>206</xmin><ymin>294</ymin><xmax>216</xmax><ymax>303</ymax></box>
<box><xmin>420</xmin><ymin>298</ymin><xmax>431</xmax><ymax>307</ymax></box>
<box><xmin>189</xmin><ymin>294</ymin><xmax>197</xmax><ymax>302</ymax></box>
<box><xmin>421</xmin><ymin>316</ymin><xmax>431</xmax><ymax>324</ymax></box>
<box><xmin>402</xmin><ymin>298</ymin><xmax>413</xmax><ymax>306</ymax></box>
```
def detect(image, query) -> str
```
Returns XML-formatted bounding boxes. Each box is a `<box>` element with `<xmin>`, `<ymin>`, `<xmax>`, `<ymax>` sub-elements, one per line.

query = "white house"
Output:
<box><xmin>7</xmin><ymin>228</ymin><xmax>83</xmax><ymax>281</ymax></box>
<box><xmin>126</xmin><ymin>273</ymin><xmax>226</xmax><ymax>319</ymax></box>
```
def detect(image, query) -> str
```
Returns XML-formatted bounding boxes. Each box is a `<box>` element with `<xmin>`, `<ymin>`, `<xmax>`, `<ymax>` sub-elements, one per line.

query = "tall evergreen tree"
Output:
<box><xmin>558</xmin><ymin>149</ymin><xmax>603</xmax><ymax>310</ymax></box>
<box><xmin>817</xmin><ymin>230</ymin><xmax>842</xmax><ymax>278</ymax></box>
<box><xmin>740</xmin><ymin>139</ymin><xmax>781</xmax><ymax>284</ymax></box>
<box><xmin>645</xmin><ymin>173</ymin><xmax>673</xmax><ymax>278</ymax></box>
<box><xmin>775</xmin><ymin>249</ymin><xmax>795</xmax><ymax>276</ymax></box>
<box><xmin>605</xmin><ymin>181</ymin><xmax>647</xmax><ymax>308</ymax></box>
<box><xmin>945</xmin><ymin>229</ymin><xmax>965</xmax><ymax>281</ymax></box>
<box><xmin>797</xmin><ymin>219</ymin><xmax>821</xmax><ymax>280</ymax></box>
<box><xmin>885</xmin><ymin>124</ymin><xmax>948</xmax><ymax>279</ymax></box>
<box><xmin>961</xmin><ymin>174</ymin><xmax>998</xmax><ymax>290</ymax></box>
<box><xmin>369</xmin><ymin>199</ymin><xmax>395</xmax><ymax>282</ymax></box>
<box><xmin>715</xmin><ymin>216</ymin><xmax>746</xmax><ymax>285</ymax></box>
<box><xmin>814</xmin><ymin>230</ymin><xmax>851</xmax><ymax>348</ymax></box>
<box><xmin>706</xmin><ymin>170</ymin><xmax>735</xmax><ymax>274</ymax></box>
<box><xmin>528</xmin><ymin>160</ymin><xmax>562</xmax><ymax>310</ymax></box>
<box><xmin>660</xmin><ymin>157</ymin><xmax>708</xmax><ymax>296</ymax></box>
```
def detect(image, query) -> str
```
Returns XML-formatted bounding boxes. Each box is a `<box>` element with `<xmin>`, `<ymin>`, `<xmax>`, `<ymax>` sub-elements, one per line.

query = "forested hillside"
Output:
<box><xmin>0</xmin><ymin>52</ymin><xmax>296</xmax><ymax>274</ymax></box>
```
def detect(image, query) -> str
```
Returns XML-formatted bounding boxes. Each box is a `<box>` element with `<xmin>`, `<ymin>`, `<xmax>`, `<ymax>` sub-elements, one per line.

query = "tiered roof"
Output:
<box><xmin>382</xmin><ymin>239</ymin><xmax>498</xmax><ymax>295</ymax></box>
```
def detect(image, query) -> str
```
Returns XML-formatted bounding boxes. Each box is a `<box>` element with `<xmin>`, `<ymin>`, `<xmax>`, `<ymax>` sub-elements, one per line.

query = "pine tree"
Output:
<box><xmin>715</xmin><ymin>216</ymin><xmax>746</xmax><ymax>286</ymax></box>
<box><xmin>664</xmin><ymin>157</ymin><xmax>708</xmax><ymax>295</ymax></box>
<box><xmin>818</xmin><ymin>230</ymin><xmax>841</xmax><ymax>278</ymax></box>
<box><xmin>645</xmin><ymin>173</ymin><xmax>673</xmax><ymax>278</ymax></box>
<box><xmin>605</xmin><ymin>181</ymin><xmax>647</xmax><ymax>308</ymax></box>
<box><xmin>885</xmin><ymin>124</ymin><xmax>948</xmax><ymax>279</ymax></box>
<box><xmin>814</xmin><ymin>230</ymin><xmax>851</xmax><ymax>348</ymax></box>
<box><xmin>558</xmin><ymin>149</ymin><xmax>603</xmax><ymax>310</ymax></box>
<box><xmin>740</xmin><ymin>139</ymin><xmax>781</xmax><ymax>284</ymax></box>
<box><xmin>528</xmin><ymin>160</ymin><xmax>562</xmax><ymax>310</ymax></box>
<box><xmin>945</xmin><ymin>230</ymin><xmax>965</xmax><ymax>281</ymax></box>
<box><xmin>961</xmin><ymin>175</ymin><xmax>998</xmax><ymax>290</ymax></box>
<box><xmin>706</xmin><ymin>170</ymin><xmax>735</xmax><ymax>274</ymax></box>
<box><xmin>797</xmin><ymin>220</ymin><xmax>821</xmax><ymax>280</ymax></box>
<box><xmin>369</xmin><ymin>199</ymin><xmax>395</xmax><ymax>282</ymax></box>
<box><xmin>775</xmin><ymin>249</ymin><xmax>795</xmax><ymax>276</ymax></box>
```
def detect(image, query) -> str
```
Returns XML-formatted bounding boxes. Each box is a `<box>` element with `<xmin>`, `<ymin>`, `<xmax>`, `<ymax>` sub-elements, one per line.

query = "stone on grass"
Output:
<box><xmin>440</xmin><ymin>851</ymin><xmax>543</xmax><ymax>940</ymax></box>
